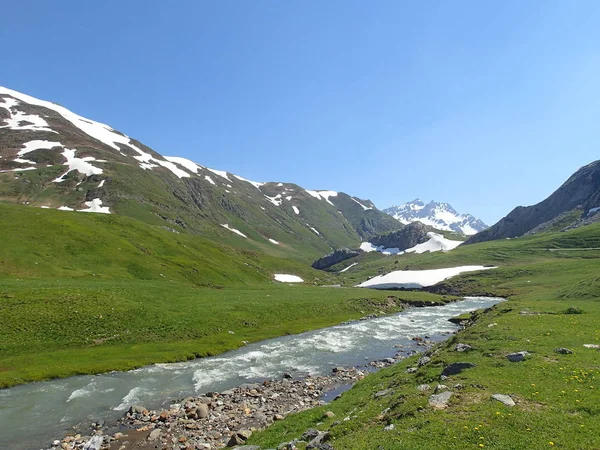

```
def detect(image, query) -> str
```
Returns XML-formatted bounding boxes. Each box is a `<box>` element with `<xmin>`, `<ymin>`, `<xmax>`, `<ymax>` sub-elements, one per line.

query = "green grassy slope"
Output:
<box><xmin>0</xmin><ymin>203</ymin><xmax>447</xmax><ymax>387</ymax></box>
<box><xmin>249</xmin><ymin>225</ymin><xmax>600</xmax><ymax>449</ymax></box>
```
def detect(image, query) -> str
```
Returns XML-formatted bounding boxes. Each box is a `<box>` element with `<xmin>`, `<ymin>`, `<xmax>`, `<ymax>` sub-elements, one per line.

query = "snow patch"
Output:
<box><xmin>221</xmin><ymin>224</ymin><xmax>247</xmax><ymax>238</ymax></box>
<box><xmin>305</xmin><ymin>190</ymin><xmax>338</xmax><ymax>205</ymax></box>
<box><xmin>339</xmin><ymin>262</ymin><xmax>358</xmax><ymax>273</ymax></box>
<box><xmin>358</xmin><ymin>266</ymin><xmax>495</xmax><ymax>289</ymax></box>
<box><xmin>292</xmin><ymin>205</ymin><xmax>300</xmax><ymax>215</ymax></box>
<box><xmin>18</xmin><ymin>140</ymin><xmax>63</xmax><ymax>156</ymax></box>
<box><xmin>98</xmin><ymin>179</ymin><xmax>105</xmax><ymax>188</ymax></box>
<box><xmin>274</xmin><ymin>274</ymin><xmax>304</xmax><ymax>283</ymax></box>
<box><xmin>53</xmin><ymin>148</ymin><xmax>103</xmax><ymax>182</ymax></box>
<box><xmin>351</xmin><ymin>198</ymin><xmax>372</xmax><ymax>210</ymax></box>
<box><xmin>58</xmin><ymin>206</ymin><xmax>74</xmax><ymax>211</ymax></box>
<box><xmin>204</xmin><ymin>175</ymin><xmax>216</xmax><ymax>185</ymax></box>
<box><xmin>265</xmin><ymin>194</ymin><xmax>282</xmax><ymax>206</ymax></box>
<box><xmin>165</xmin><ymin>156</ymin><xmax>203</xmax><ymax>174</ymax></box>
<box><xmin>268</xmin><ymin>238</ymin><xmax>280</xmax><ymax>245</ymax></box>
<box><xmin>0</xmin><ymin>96</ymin><xmax>56</xmax><ymax>133</ymax></box>
<box><xmin>153</xmin><ymin>159</ymin><xmax>190</xmax><ymax>178</ymax></box>
<box><xmin>404</xmin><ymin>232</ymin><xmax>463</xmax><ymax>254</ymax></box>
<box><xmin>13</xmin><ymin>158</ymin><xmax>35</xmax><ymax>164</ymax></box>
<box><xmin>234</xmin><ymin>174</ymin><xmax>264</xmax><ymax>189</ymax></box>
<box><xmin>307</xmin><ymin>225</ymin><xmax>320</xmax><ymax>235</ymax></box>
<box><xmin>79</xmin><ymin>198</ymin><xmax>110</xmax><ymax>214</ymax></box>
<box><xmin>207</xmin><ymin>168</ymin><xmax>231</xmax><ymax>181</ymax></box>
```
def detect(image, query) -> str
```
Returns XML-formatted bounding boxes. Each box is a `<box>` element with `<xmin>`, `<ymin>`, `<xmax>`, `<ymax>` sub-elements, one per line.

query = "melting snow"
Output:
<box><xmin>18</xmin><ymin>140</ymin><xmax>62</xmax><ymax>156</ymax></box>
<box><xmin>404</xmin><ymin>232</ymin><xmax>462</xmax><ymax>254</ymax></box>
<box><xmin>79</xmin><ymin>198</ymin><xmax>110</xmax><ymax>214</ymax></box>
<box><xmin>292</xmin><ymin>205</ymin><xmax>300</xmax><ymax>215</ymax></box>
<box><xmin>204</xmin><ymin>176</ymin><xmax>216</xmax><ymax>185</ymax></box>
<box><xmin>0</xmin><ymin>96</ymin><xmax>56</xmax><ymax>133</ymax></box>
<box><xmin>285</xmin><ymin>196</ymin><xmax>292</xmax><ymax>201</ymax></box>
<box><xmin>234</xmin><ymin>175</ymin><xmax>264</xmax><ymax>189</ymax></box>
<box><xmin>2</xmin><ymin>167</ymin><xmax>37</xmax><ymax>172</ymax></box>
<box><xmin>359</xmin><ymin>242</ymin><xmax>401</xmax><ymax>255</ymax></box>
<box><xmin>221</xmin><ymin>224</ymin><xmax>247</xmax><ymax>238</ymax></box>
<box><xmin>0</xmin><ymin>87</ymin><xmax>193</xmax><ymax>177</ymax></box>
<box><xmin>274</xmin><ymin>274</ymin><xmax>304</xmax><ymax>283</ymax></box>
<box><xmin>339</xmin><ymin>262</ymin><xmax>358</xmax><ymax>273</ymax></box>
<box><xmin>306</xmin><ymin>190</ymin><xmax>338</xmax><ymax>206</ymax></box>
<box><xmin>265</xmin><ymin>194</ymin><xmax>282</xmax><ymax>206</ymax></box>
<box><xmin>268</xmin><ymin>238</ymin><xmax>280</xmax><ymax>245</ymax></box>
<box><xmin>351</xmin><ymin>198</ymin><xmax>372</xmax><ymax>210</ymax></box>
<box><xmin>207</xmin><ymin>168</ymin><xmax>231</xmax><ymax>181</ymax></box>
<box><xmin>13</xmin><ymin>158</ymin><xmax>35</xmax><ymax>164</ymax></box>
<box><xmin>165</xmin><ymin>156</ymin><xmax>203</xmax><ymax>174</ymax></box>
<box><xmin>98</xmin><ymin>179</ymin><xmax>105</xmax><ymax>188</ymax></box>
<box><xmin>277</xmin><ymin>183</ymin><xmax>283</xmax><ymax>187</ymax></box>
<box><xmin>307</xmin><ymin>225</ymin><xmax>320</xmax><ymax>235</ymax></box>
<box><xmin>358</xmin><ymin>266</ymin><xmax>496</xmax><ymax>289</ymax></box>
<box><xmin>53</xmin><ymin>148</ymin><xmax>104</xmax><ymax>182</ymax></box>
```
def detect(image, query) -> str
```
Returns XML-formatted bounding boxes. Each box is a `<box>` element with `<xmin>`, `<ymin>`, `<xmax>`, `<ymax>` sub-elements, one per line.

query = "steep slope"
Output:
<box><xmin>384</xmin><ymin>199</ymin><xmax>487</xmax><ymax>235</ymax></box>
<box><xmin>465</xmin><ymin>160</ymin><xmax>600</xmax><ymax>244</ymax></box>
<box><xmin>0</xmin><ymin>86</ymin><xmax>400</xmax><ymax>260</ymax></box>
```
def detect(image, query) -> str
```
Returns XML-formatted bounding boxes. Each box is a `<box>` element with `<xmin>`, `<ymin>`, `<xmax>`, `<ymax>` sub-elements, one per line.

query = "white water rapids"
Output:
<box><xmin>0</xmin><ymin>296</ymin><xmax>504</xmax><ymax>450</ymax></box>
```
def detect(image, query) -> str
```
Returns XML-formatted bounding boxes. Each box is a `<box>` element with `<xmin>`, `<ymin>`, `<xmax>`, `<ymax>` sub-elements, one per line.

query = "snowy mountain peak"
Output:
<box><xmin>383</xmin><ymin>200</ymin><xmax>488</xmax><ymax>235</ymax></box>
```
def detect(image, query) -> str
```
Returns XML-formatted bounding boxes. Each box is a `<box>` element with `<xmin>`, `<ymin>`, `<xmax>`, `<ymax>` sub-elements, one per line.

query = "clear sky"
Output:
<box><xmin>2</xmin><ymin>1</ymin><xmax>600</xmax><ymax>224</ymax></box>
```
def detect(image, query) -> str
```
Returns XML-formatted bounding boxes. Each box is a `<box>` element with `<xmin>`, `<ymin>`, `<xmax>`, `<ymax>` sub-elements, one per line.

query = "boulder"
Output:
<box><xmin>311</xmin><ymin>248</ymin><xmax>361</xmax><ymax>270</ymax></box>
<box><xmin>441</xmin><ymin>362</ymin><xmax>476</xmax><ymax>376</ymax></box>
<box><xmin>429</xmin><ymin>391</ymin><xmax>453</xmax><ymax>409</ymax></box>
<box><xmin>555</xmin><ymin>348</ymin><xmax>573</xmax><ymax>354</ymax></box>
<box><xmin>492</xmin><ymin>394</ymin><xmax>516</xmax><ymax>407</ymax></box>
<box><xmin>506</xmin><ymin>351</ymin><xmax>528</xmax><ymax>362</ymax></box>
<box><xmin>369</xmin><ymin>222</ymin><xmax>430</xmax><ymax>251</ymax></box>
<box><xmin>454</xmin><ymin>343</ymin><xmax>472</xmax><ymax>352</ymax></box>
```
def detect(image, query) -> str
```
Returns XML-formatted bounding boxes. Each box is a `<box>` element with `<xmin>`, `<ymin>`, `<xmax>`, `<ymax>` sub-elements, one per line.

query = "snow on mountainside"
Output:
<box><xmin>0</xmin><ymin>86</ymin><xmax>401</xmax><ymax>257</ymax></box>
<box><xmin>383</xmin><ymin>199</ymin><xmax>488</xmax><ymax>235</ymax></box>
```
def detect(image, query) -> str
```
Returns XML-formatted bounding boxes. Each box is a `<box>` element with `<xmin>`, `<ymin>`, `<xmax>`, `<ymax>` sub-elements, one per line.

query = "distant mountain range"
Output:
<box><xmin>383</xmin><ymin>199</ymin><xmax>488</xmax><ymax>235</ymax></box>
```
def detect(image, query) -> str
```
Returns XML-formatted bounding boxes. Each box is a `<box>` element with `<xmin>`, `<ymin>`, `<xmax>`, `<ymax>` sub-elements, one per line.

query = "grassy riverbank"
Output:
<box><xmin>248</xmin><ymin>226</ymin><xmax>600</xmax><ymax>449</ymax></box>
<box><xmin>0</xmin><ymin>280</ymin><xmax>450</xmax><ymax>388</ymax></box>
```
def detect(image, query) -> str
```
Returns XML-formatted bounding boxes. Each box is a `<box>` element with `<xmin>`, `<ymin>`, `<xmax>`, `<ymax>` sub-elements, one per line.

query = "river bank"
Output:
<box><xmin>1</xmin><ymin>297</ymin><xmax>504</xmax><ymax>450</ymax></box>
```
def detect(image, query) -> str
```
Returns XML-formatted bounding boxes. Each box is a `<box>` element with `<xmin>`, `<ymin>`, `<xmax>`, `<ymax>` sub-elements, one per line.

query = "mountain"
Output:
<box><xmin>464</xmin><ymin>160</ymin><xmax>600</xmax><ymax>245</ymax></box>
<box><xmin>0</xmin><ymin>86</ymin><xmax>401</xmax><ymax>261</ymax></box>
<box><xmin>383</xmin><ymin>199</ymin><xmax>488</xmax><ymax>235</ymax></box>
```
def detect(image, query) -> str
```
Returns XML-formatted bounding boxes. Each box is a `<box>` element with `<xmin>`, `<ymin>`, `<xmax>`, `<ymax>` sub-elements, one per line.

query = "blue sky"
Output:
<box><xmin>2</xmin><ymin>1</ymin><xmax>600</xmax><ymax>224</ymax></box>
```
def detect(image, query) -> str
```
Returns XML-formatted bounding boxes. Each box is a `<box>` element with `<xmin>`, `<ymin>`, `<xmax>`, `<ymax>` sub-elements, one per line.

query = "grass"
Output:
<box><xmin>0</xmin><ymin>280</ymin><xmax>450</xmax><ymax>388</ymax></box>
<box><xmin>0</xmin><ymin>203</ymin><xmax>452</xmax><ymax>387</ymax></box>
<box><xmin>248</xmin><ymin>224</ymin><xmax>600</xmax><ymax>449</ymax></box>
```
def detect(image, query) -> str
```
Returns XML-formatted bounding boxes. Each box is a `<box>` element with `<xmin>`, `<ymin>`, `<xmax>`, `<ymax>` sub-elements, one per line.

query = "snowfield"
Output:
<box><xmin>220</xmin><ymin>224</ymin><xmax>247</xmax><ymax>238</ymax></box>
<box><xmin>360</xmin><ymin>232</ymin><xmax>462</xmax><ymax>256</ymax></box>
<box><xmin>274</xmin><ymin>274</ymin><xmax>304</xmax><ymax>283</ymax></box>
<box><xmin>357</xmin><ymin>265</ymin><xmax>495</xmax><ymax>289</ymax></box>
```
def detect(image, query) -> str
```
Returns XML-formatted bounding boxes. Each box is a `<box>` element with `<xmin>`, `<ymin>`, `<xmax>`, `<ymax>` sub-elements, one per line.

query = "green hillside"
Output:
<box><xmin>0</xmin><ymin>203</ymin><xmax>443</xmax><ymax>387</ymax></box>
<box><xmin>249</xmin><ymin>224</ymin><xmax>600</xmax><ymax>449</ymax></box>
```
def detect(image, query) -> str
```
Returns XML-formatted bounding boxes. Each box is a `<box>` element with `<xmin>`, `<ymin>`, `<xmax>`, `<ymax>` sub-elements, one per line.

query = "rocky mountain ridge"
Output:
<box><xmin>465</xmin><ymin>160</ymin><xmax>600</xmax><ymax>244</ymax></box>
<box><xmin>0</xmin><ymin>86</ymin><xmax>400</xmax><ymax>260</ymax></box>
<box><xmin>383</xmin><ymin>199</ymin><xmax>487</xmax><ymax>235</ymax></box>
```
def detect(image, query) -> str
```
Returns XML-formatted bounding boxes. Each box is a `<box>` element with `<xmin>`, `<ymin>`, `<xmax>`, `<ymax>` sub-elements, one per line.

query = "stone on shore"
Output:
<box><xmin>492</xmin><ymin>394</ymin><xmax>516</xmax><ymax>407</ymax></box>
<box><xmin>429</xmin><ymin>391</ymin><xmax>453</xmax><ymax>409</ymax></box>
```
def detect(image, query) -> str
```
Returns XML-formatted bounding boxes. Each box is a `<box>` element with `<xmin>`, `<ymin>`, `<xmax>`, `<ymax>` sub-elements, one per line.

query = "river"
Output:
<box><xmin>0</xmin><ymin>296</ymin><xmax>504</xmax><ymax>450</ymax></box>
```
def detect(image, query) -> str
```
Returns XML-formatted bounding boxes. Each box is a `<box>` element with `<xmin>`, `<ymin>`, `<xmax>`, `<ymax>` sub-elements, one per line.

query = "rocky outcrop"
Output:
<box><xmin>465</xmin><ymin>160</ymin><xmax>600</xmax><ymax>244</ymax></box>
<box><xmin>369</xmin><ymin>222</ymin><xmax>430</xmax><ymax>250</ymax></box>
<box><xmin>312</xmin><ymin>248</ymin><xmax>361</xmax><ymax>270</ymax></box>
